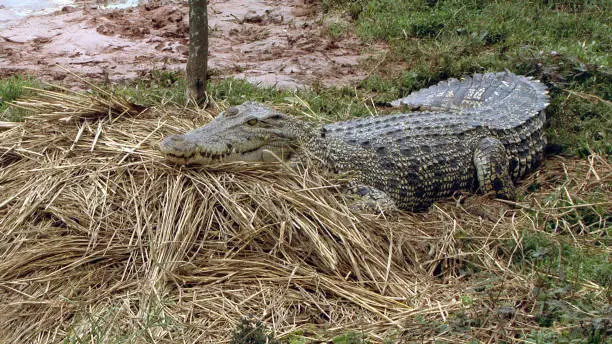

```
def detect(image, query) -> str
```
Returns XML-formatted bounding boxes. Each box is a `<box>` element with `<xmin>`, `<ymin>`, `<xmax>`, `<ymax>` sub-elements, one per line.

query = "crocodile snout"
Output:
<box><xmin>160</xmin><ymin>134</ymin><xmax>192</xmax><ymax>156</ymax></box>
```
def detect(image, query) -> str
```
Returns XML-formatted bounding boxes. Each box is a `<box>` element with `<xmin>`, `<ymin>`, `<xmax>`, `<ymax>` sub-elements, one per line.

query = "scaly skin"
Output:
<box><xmin>160</xmin><ymin>72</ymin><xmax>549</xmax><ymax>211</ymax></box>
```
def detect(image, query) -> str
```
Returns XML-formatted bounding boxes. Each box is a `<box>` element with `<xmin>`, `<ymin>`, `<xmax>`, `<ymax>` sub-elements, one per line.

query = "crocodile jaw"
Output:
<box><xmin>160</xmin><ymin>134</ymin><xmax>292</xmax><ymax>164</ymax></box>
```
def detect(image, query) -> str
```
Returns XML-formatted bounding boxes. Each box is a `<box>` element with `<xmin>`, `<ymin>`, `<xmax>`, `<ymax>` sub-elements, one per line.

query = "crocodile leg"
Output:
<box><xmin>473</xmin><ymin>137</ymin><xmax>517</xmax><ymax>201</ymax></box>
<box><xmin>346</xmin><ymin>181</ymin><xmax>398</xmax><ymax>213</ymax></box>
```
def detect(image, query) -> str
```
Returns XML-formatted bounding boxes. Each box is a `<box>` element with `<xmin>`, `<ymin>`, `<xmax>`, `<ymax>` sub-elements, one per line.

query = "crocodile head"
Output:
<box><xmin>160</xmin><ymin>101</ymin><xmax>312</xmax><ymax>164</ymax></box>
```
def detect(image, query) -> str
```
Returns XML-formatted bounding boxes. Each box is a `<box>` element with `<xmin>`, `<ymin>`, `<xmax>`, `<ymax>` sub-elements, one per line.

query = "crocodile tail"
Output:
<box><xmin>390</xmin><ymin>71</ymin><xmax>549</xmax><ymax>129</ymax></box>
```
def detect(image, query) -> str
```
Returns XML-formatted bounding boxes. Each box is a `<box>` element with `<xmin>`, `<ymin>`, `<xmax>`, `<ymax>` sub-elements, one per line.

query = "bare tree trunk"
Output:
<box><xmin>186</xmin><ymin>0</ymin><xmax>208</xmax><ymax>104</ymax></box>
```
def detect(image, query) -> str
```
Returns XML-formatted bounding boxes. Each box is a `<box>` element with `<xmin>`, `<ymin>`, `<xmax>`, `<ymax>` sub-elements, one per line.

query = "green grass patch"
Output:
<box><xmin>0</xmin><ymin>75</ymin><xmax>39</xmax><ymax>121</ymax></box>
<box><xmin>326</xmin><ymin>21</ymin><xmax>350</xmax><ymax>40</ymax></box>
<box><xmin>231</xmin><ymin>318</ymin><xmax>280</xmax><ymax>344</ymax></box>
<box><xmin>63</xmin><ymin>301</ymin><xmax>179</xmax><ymax>344</ymax></box>
<box><xmin>515</xmin><ymin>230</ymin><xmax>611</xmax><ymax>289</ymax></box>
<box><xmin>114</xmin><ymin>72</ymin><xmax>379</xmax><ymax>123</ymax></box>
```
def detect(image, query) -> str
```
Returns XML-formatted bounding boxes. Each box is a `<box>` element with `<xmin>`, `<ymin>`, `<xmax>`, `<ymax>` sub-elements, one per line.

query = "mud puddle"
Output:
<box><xmin>0</xmin><ymin>0</ymin><xmax>383</xmax><ymax>89</ymax></box>
<box><xmin>0</xmin><ymin>0</ymin><xmax>74</xmax><ymax>27</ymax></box>
<box><xmin>0</xmin><ymin>0</ymin><xmax>138</xmax><ymax>28</ymax></box>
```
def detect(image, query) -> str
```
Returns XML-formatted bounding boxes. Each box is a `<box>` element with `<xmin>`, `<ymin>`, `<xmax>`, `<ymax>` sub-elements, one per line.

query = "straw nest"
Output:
<box><xmin>0</xmin><ymin>85</ymin><xmax>609</xmax><ymax>343</ymax></box>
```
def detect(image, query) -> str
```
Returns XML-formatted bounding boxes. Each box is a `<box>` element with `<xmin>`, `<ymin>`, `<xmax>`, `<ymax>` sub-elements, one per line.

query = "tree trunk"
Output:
<box><xmin>186</xmin><ymin>0</ymin><xmax>208</xmax><ymax>104</ymax></box>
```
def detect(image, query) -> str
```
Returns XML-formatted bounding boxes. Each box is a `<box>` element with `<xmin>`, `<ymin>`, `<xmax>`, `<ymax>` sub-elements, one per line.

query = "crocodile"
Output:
<box><xmin>160</xmin><ymin>71</ymin><xmax>549</xmax><ymax>211</ymax></box>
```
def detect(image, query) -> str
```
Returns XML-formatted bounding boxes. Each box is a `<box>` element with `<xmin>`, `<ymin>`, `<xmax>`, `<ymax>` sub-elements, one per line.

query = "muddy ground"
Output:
<box><xmin>0</xmin><ymin>0</ymin><xmax>384</xmax><ymax>89</ymax></box>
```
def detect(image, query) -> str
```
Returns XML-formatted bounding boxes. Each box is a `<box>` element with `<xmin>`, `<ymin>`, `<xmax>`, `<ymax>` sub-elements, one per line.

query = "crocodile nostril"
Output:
<box><xmin>227</xmin><ymin>143</ymin><xmax>233</xmax><ymax>150</ymax></box>
<box><xmin>171</xmin><ymin>136</ymin><xmax>185</xmax><ymax>142</ymax></box>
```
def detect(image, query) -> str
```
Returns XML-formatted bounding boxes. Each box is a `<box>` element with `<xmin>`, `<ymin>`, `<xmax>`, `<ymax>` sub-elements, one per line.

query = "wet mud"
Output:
<box><xmin>0</xmin><ymin>0</ymin><xmax>382</xmax><ymax>89</ymax></box>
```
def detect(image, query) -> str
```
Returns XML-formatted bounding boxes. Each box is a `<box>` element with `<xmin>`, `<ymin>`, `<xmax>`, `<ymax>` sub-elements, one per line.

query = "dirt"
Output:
<box><xmin>0</xmin><ymin>0</ymin><xmax>384</xmax><ymax>89</ymax></box>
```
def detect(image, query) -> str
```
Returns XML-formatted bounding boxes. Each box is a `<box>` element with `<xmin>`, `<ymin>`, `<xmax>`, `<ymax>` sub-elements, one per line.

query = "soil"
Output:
<box><xmin>0</xmin><ymin>0</ymin><xmax>384</xmax><ymax>89</ymax></box>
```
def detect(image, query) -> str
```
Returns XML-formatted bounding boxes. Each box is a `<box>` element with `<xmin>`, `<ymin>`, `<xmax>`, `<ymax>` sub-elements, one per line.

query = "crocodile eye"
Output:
<box><xmin>246</xmin><ymin>118</ymin><xmax>258</xmax><ymax>126</ymax></box>
<box><xmin>226</xmin><ymin>107</ymin><xmax>239</xmax><ymax>117</ymax></box>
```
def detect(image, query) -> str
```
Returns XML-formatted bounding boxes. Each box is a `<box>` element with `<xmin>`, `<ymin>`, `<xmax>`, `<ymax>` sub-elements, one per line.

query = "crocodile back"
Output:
<box><xmin>318</xmin><ymin>114</ymin><xmax>483</xmax><ymax>210</ymax></box>
<box><xmin>306</xmin><ymin>72</ymin><xmax>549</xmax><ymax>209</ymax></box>
<box><xmin>335</xmin><ymin>71</ymin><xmax>549</xmax><ymax>180</ymax></box>
<box><xmin>324</xmin><ymin>111</ymin><xmax>474</xmax><ymax>140</ymax></box>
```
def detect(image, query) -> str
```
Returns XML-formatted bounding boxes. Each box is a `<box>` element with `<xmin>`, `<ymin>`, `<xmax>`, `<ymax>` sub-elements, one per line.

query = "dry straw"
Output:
<box><xmin>0</xmin><ymin>84</ymin><xmax>609</xmax><ymax>343</ymax></box>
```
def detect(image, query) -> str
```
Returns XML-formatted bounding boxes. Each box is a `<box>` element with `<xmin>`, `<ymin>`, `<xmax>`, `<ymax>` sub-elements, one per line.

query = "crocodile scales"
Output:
<box><xmin>160</xmin><ymin>72</ymin><xmax>549</xmax><ymax>211</ymax></box>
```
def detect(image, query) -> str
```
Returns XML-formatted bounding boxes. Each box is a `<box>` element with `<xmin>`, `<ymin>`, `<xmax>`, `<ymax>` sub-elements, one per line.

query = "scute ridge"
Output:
<box><xmin>390</xmin><ymin>71</ymin><xmax>549</xmax><ymax>130</ymax></box>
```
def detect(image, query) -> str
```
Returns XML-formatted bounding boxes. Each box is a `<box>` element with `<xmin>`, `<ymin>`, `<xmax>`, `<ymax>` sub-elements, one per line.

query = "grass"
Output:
<box><xmin>231</xmin><ymin>318</ymin><xmax>281</xmax><ymax>344</ymax></box>
<box><xmin>63</xmin><ymin>301</ymin><xmax>179</xmax><ymax>343</ymax></box>
<box><xmin>113</xmin><ymin>70</ymin><xmax>379</xmax><ymax>123</ymax></box>
<box><xmin>0</xmin><ymin>75</ymin><xmax>39</xmax><ymax>121</ymax></box>
<box><xmin>0</xmin><ymin>1</ymin><xmax>610</xmax><ymax>343</ymax></box>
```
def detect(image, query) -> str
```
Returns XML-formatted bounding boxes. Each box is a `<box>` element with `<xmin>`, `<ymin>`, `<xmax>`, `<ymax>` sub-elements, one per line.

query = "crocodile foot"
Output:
<box><xmin>346</xmin><ymin>181</ymin><xmax>398</xmax><ymax>213</ymax></box>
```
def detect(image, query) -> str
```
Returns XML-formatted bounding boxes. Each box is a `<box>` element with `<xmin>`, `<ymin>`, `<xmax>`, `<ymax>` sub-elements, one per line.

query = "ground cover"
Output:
<box><xmin>0</xmin><ymin>0</ymin><xmax>610</xmax><ymax>343</ymax></box>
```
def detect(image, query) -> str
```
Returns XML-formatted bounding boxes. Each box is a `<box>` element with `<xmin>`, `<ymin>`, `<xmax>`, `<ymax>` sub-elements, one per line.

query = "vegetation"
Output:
<box><xmin>0</xmin><ymin>1</ymin><xmax>609</xmax><ymax>343</ymax></box>
<box><xmin>231</xmin><ymin>318</ymin><xmax>280</xmax><ymax>344</ymax></box>
<box><xmin>0</xmin><ymin>75</ymin><xmax>38</xmax><ymax>121</ymax></box>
